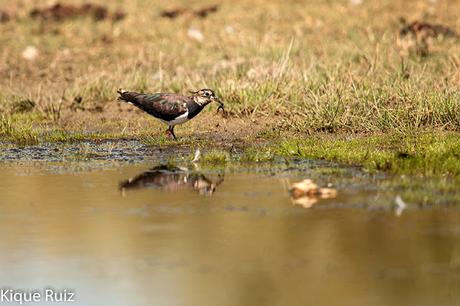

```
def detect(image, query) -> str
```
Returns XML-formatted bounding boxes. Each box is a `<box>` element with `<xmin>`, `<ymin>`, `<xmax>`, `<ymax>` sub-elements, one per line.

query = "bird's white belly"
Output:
<box><xmin>161</xmin><ymin>111</ymin><xmax>189</xmax><ymax>126</ymax></box>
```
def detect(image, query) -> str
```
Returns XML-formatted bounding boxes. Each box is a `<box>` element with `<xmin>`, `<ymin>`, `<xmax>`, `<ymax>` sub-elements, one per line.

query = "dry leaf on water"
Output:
<box><xmin>288</xmin><ymin>179</ymin><xmax>337</xmax><ymax>208</ymax></box>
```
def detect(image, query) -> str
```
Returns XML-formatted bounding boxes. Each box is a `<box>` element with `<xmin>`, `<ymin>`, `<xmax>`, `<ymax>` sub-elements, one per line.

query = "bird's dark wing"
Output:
<box><xmin>118</xmin><ymin>91</ymin><xmax>189</xmax><ymax>121</ymax></box>
<box><xmin>119</xmin><ymin>166</ymin><xmax>188</xmax><ymax>191</ymax></box>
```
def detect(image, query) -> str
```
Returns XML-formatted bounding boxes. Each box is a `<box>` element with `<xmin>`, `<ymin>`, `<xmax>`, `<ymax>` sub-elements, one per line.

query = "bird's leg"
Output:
<box><xmin>165</xmin><ymin>126</ymin><xmax>177</xmax><ymax>140</ymax></box>
<box><xmin>169</xmin><ymin>126</ymin><xmax>177</xmax><ymax>140</ymax></box>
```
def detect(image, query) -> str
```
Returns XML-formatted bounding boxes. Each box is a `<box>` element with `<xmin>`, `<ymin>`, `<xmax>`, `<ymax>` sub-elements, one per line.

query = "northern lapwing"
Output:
<box><xmin>119</xmin><ymin>165</ymin><xmax>224</xmax><ymax>195</ymax></box>
<box><xmin>117</xmin><ymin>88</ymin><xmax>224</xmax><ymax>140</ymax></box>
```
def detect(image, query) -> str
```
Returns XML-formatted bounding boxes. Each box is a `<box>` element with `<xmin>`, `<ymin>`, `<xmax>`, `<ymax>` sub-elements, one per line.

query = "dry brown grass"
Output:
<box><xmin>1</xmin><ymin>0</ymin><xmax>460</xmax><ymax>142</ymax></box>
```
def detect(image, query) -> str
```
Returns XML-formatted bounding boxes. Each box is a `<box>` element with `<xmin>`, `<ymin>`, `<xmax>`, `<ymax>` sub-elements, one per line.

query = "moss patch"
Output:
<box><xmin>276</xmin><ymin>132</ymin><xmax>460</xmax><ymax>176</ymax></box>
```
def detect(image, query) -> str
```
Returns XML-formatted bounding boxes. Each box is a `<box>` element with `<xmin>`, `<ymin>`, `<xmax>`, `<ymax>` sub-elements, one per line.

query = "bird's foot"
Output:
<box><xmin>165</xmin><ymin>129</ymin><xmax>177</xmax><ymax>140</ymax></box>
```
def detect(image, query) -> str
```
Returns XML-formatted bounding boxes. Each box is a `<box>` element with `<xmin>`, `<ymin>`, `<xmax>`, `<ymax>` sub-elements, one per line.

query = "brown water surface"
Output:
<box><xmin>0</xmin><ymin>162</ymin><xmax>459</xmax><ymax>306</ymax></box>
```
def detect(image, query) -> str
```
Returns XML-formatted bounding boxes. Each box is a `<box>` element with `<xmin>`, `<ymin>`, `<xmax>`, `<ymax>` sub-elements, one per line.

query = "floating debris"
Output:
<box><xmin>288</xmin><ymin>179</ymin><xmax>337</xmax><ymax>208</ymax></box>
<box><xmin>290</xmin><ymin>179</ymin><xmax>337</xmax><ymax>198</ymax></box>
<box><xmin>397</xmin><ymin>18</ymin><xmax>458</xmax><ymax>56</ymax></box>
<box><xmin>394</xmin><ymin>195</ymin><xmax>407</xmax><ymax>217</ymax></box>
<box><xmin>160</xmin><ymin>4</ymin><xmax>219</xmax><ymax>19</ymax></box>
<box><xmin>29</xmin><ymin>3</ymin><xmax>125</xmax><ymax>22</ymax></box>
<box><xmin>187</xmin><ymin>27</ymin><xmax>204</xmax><ymax>42</ymax></box>
<box><xmin>21</xmin><ymin>46</ymin><xmax>39</xmax><ymax>61</ymax></box>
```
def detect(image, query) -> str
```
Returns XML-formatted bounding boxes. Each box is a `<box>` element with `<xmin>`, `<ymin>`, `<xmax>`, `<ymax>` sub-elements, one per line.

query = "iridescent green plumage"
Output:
<box><xmin>117</xmin><ymin>88</ymin><xmax>224</xmax><ymax>140</ymax></box>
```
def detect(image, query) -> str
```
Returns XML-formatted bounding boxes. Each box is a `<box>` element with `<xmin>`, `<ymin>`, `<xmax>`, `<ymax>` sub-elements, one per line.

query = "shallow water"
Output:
<box><xmin>0</xmin><ymin>160</ymin><xmax>459</xmax><ymax>306</ymax></box>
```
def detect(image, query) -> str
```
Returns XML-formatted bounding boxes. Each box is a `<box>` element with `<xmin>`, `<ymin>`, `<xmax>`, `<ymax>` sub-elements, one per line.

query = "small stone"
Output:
<box><xmin>350</xmin><ymin>0</ymin><xmax>363</xmax><ymax>5</ymax></box>
<box><xmin>22</xmin><ymin>46</ymin><xmax>39</xmax><ymax>61</ymax></box>
<box><xmin>187</xmin><ymin>27</ymin><xmax>204</xmax><ymax>42</ymax></box>
<box><xmin>224</xmin><ymin>25</ymin><xmax>235</xmax><ymax>35</ymax></box>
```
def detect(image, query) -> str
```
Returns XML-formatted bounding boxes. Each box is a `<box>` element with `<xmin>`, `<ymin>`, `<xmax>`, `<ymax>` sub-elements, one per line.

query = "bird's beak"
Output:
<box><xmin>214</xmin><ymin>97</ymin><xmax>225</xmax><ymax>112</ymax></box>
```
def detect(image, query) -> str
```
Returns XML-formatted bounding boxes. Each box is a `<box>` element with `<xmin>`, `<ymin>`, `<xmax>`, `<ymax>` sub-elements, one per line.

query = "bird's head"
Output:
<box><xmin>190</xmin><ymin>89</ymin><xmax>224</xmax><ymax>110</ymax></box>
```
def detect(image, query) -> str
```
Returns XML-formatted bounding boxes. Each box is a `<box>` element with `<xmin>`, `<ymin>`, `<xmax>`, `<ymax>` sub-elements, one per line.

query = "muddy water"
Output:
<box><xmin>0</xmin><ymin>161</ymin><xmax>459</xmax><ymax>306</ymax></box>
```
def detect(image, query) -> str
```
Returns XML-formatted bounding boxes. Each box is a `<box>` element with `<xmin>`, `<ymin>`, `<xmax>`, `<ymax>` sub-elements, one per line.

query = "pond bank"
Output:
<box><xmin>1</xmin><ymin>128</ymin><xmax>460</xmax><ymax>177</ymax></box>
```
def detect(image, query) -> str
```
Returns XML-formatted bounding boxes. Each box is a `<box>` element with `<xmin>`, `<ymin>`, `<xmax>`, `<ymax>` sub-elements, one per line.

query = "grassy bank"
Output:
<box><xmin>2</xmin><ymin>111</ymin><xmax>460</xmax><ymax>176</ymax></box>
<box><xmin>194</xmin><ymin>131</ymin><xmax>460</xmax><ymax>176</ymax></box>
<box><xmin>276</xmin><ymin>132</ymin><xmax>460</xmax><ymax>176</ymax></box>
<box><xmin>1</xmin><ymin>0</ymin><xmax>460</xmax><ymax>175</ymax></box>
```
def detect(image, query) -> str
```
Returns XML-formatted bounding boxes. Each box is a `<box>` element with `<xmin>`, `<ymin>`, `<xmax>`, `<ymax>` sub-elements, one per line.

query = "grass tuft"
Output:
<box><xmin>200</xmin><ymin>149</ymin><xmax>231</xmax><ymax>165</ymax></box>
<box><xmin>276</xmin><ymin>132</ymin><xmax>460</xmax><ymax>176</ymax></box>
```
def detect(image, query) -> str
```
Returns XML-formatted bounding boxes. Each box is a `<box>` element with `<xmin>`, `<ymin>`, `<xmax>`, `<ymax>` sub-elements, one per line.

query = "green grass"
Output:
<box><xmin>239</xmin><ymin>146</ymin><xmax>275</xmax><ymax>162</ymax></box>
<box><xmin>200</xmin><ymin>149</ymin><xmax>231</xmax><ymax>164</ymax></box>
<box><xmin>184</xmin><ymin>131</ymin><xmax>460</xmax><ymax>176</ymax></box>
<box><xmin>2</xmin><ymin>0</ymin><xmax>459</xmax><ymax>133</ymax></box>
<box><xmin>0</xmin><ymin>114</ymin><xmax>40</xmax><ymax>144</ymax></box>
<box><xmin>1</xmin><ymin>0</ymin><xmax>460</xmax><ymax>175</ymax></box>
<box><xmin>277</xmin><ymin>132</ymin><xmax>460</xmax><ymax>176</ymax></box>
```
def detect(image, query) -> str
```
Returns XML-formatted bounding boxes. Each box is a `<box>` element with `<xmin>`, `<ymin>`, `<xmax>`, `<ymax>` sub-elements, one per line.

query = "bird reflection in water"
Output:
<box><xmin>119</xmin><ymin>165</ymin><xmax>224</xmax><ymax>195</ymax></box>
